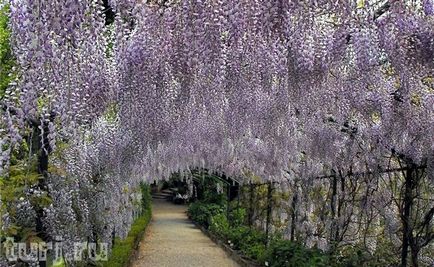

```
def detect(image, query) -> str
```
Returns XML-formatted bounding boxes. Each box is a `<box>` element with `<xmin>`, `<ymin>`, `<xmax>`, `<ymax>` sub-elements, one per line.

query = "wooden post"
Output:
<box><xmin>35</xmin><ymin>114</ymin><xmax>55</xmax><ymax>267</ymax></box>
<box><xmin>330</xmin><ymin>169</ymin><xmax>338</xmax><ymax>251</ymax></box>
<box><xmin>237</xmin><ymin>185</ymin><xmax>241</xmax><ymax>210</ymax></box>
<box><xmin>401</xmin><ymin>164</ymin><xmax>415</xmax><ymax>267</ymax></box>
<box><xmin>265</xmin><ymin>182</ymin><xmax>273</xmax><ymax>246</ymax></box>
<box><xmin>248</xmin><ymin>183</ymin><xmax>254</xmax><ymax>227</ymax></box>
<box><xmin>290</xmin><ymin>188</ymin><xmax>297</xmax><ymax>242</ymax></box>
<box><xmin>227</xmin><ymin>183</ymin><xmax>231</xmax><ymax>221</ymax></box>
<box><xmin>336</xmin><ymin>170</ymin><xmax>345</xmax><ymax>244</ymax></box>
<box><xmin>112</xmin><ymin>229</ymin><xmax>116</xmax><ymax>247</ymax></box>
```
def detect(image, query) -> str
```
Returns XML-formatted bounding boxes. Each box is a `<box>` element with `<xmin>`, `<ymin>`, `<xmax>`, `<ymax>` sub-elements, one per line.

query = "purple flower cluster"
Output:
<box><xmin>1</xmin><ymin>0</ymin><xmax>433</xmax><ymax>264</ymax></box>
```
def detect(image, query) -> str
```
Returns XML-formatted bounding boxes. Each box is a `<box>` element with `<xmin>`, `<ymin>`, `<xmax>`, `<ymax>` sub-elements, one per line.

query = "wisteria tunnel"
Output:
<box><xmin>0</xmin><ymin>0</ymin><xmax>433</xmax><ymax>266</ymax></box>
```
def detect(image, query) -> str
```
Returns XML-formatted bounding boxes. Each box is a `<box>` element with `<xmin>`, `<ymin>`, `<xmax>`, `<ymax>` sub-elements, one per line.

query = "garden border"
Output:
<box><xmin>127</xmin><ymin>212</ymin><xmax>153</xmax><ymax>267</ymax></box>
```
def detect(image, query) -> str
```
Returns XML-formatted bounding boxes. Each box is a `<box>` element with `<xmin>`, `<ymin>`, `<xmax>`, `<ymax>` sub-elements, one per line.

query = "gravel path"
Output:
<box><xmin>131</xmin><ymin>199</ymin><xmax>240</xmax><ymax>267</ymax></box>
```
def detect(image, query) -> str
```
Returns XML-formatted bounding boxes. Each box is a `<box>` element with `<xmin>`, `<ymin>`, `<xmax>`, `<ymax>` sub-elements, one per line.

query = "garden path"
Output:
<box><xmin>131</xmin><ymin>199</ymin><xmax>240</xmax><ymax>267</ymax></box>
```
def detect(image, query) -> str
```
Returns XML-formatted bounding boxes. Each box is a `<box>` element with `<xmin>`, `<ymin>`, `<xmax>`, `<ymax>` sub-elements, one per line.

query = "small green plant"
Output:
<box><xmin>209</xmin><ymin>213</ymin><xmax>230</xmax><ymax>239</ymax></box>
<box><xmin>228</xmin><ymin>206</ymin><xmax>246</xmax><ymax>227</ymax></box>
<box><xmin>243</xmin><ymin>242</ymin><xmax>266</xmax><ymax>262</ymax></box>
<box><xmin>225</xmin><ymin>225</ymin><xmax>261</xmax><ymax>248</ymax></box>
<box><xmin>331</xmin><ymin>242</ymin><xmax>400</xmax><ymax>267</ymax></box>
<box><xmin>187</xmin><ymin>202</ymin><xmax>225</xmax><ymax>228</ymax></box>
<box><xmin>263</xmin><ymin>239</ymin><xmax>329</xmax><ymax>267</ymax></box>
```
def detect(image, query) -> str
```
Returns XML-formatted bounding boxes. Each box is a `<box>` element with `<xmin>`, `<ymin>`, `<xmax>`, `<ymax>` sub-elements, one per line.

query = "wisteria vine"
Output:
<box><xmin>0</xmin><ymin>0</ymin><xmax>433</xmax><ymax>266</ymax></box>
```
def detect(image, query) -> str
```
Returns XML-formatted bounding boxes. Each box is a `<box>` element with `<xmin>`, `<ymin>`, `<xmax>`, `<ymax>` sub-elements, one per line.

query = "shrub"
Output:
<box><xmin>243</xmin><ymin>242</ymin><xmax>266</xmax><ymax>261</ymax></box>
<box><xmin>189</xmin><ymin>200</ymin><xmax>266</xmax><ymax>262</ymax></box>
<box><xmin>228</xmin><ymin>207</ymin><xmax>246</xmax><ymax>227</ymax></box>
<box><xmin>188</xmin><ymin>202</ymin><xmax>225</xmax><ymax>228</ymax></box>
<box><xmin>187</xmin><ymin>193</ymin><xmax>331</xmax><ymax>266</ymax></box>
<box><xmin>209</xmin><ymin>213</ymin><xmax>230</xmax><ymax>239</ymax></box>
<box><xmin>332</xmin><ymin>242</ymin><xmax>400</xmax><ymax>267</ymax></box>
<box><xmin>237</xmin><ymin>227</ymin><xmax>267</xmax><ymax>261</ymax></box>
<box><xmin>226</xmin><ymin>225</ymin><xmax>266</xmax><ymax>252</ymax></box>
<box><xmin>263</xmin><ymin>239</ymin><xmax>329</xmax><ymax>267</ymax></box>
<box><xmin>225</xmin><ymin>225</ymin><xmax>251</xmax><ymax>250</ymax></box>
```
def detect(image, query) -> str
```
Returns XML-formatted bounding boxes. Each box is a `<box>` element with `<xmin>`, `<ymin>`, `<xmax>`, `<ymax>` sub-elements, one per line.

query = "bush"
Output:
<box><xmin>263</xmin><ymin>239</ymin><xmax>329</xmax><ymax>267</ymax></box>
<box><xmin>243</xmin><ymin>242</ymin><xmax>266</xmax><ymax>262</ymax></box>
<box><xmin>225</xmin><ymin>225</ymin><xmax>267</xmax><ymax>261</ymax></box>
<box><xmin>189</xmin><ymin>201</ymin><xmax>266</xmax><ymax>261</ymax></box>
<box><xmin>238</xmin><ymin>227</ymin><xmax>267</xmax><ymax>261</ymax></box>
<box><xmin>188</xmin><ymin>201</ymin><xmax>225</xmax><ymax>228</ymax></box>
<box><xmin>209</xmin><ymin>213</ymin><xmax>230</xmax><ymax>239</ymax></box>
<box><xmin>332</xmin><ymin>242</ymin><xmax>400</xmax><ymax>267</ymax></box>
<box><xmin>187</xmin><ymin>194</ymin><xmax>331</xmax><ymax>266</ymax></box>
<box><xmin>228</xmin><ymin>207</ymin><xmax>246</xmax><ymax>227</ymax></box>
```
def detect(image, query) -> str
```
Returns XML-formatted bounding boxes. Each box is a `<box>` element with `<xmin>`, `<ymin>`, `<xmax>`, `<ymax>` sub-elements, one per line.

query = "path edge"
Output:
<box><xmin>127</xmin><ymin>216</ymin><xmax>154</xmax><ymax>267</ymax></box>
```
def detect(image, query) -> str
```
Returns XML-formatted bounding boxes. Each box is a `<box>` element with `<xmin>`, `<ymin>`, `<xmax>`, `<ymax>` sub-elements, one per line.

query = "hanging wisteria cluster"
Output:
<box><xmin>110</xmin><ymin>0</ymin><xmax>434</xmax><ymax>180</ymax></box>
<box><xmin>0</xmin><ymin>0</ymin><xmax>433</xmax><ymax>266</ymax></box>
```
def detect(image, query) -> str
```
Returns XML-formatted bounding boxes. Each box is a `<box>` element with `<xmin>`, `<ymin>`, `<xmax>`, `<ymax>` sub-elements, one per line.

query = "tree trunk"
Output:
<box><xmin>35</xmin><ymin>119</ymin><xmax>53</xmax><ymax>267</ymax></box>
<box><xmin>290</xmin><ymin>189</ymin><xmax>298</xmax><ymax>242</ymax></box>
<box><xmin>336</xmin><ymin>171</ymin><xmax>345</xmax><ymax>242</ymax></box>
<box><xmin>401</xmin><ymin>164</ymin><xmax>415</xmax><ymax>267</ymax></box>
<box><xmin>330</xmin><ymin>170</ymin><xmax>338</xmax><ymax>250</ymax></box>
<box><xmin>410</xmin><ymin>245</ymin><xmax>419</xmax><ymax>267</ymax></box>
<box><xmin>248</xmin><ymin>184</ymin><xmax>254</xmax><ymax>227</ymax></box>
<box><xmin>265</xmin><ymin>182</ymin><xmax>273</xmax><ymax>246</ymax></box>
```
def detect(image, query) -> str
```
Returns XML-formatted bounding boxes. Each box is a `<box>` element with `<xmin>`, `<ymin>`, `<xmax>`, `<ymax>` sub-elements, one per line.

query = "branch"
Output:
<box><xmin>374</xmin><ymin>1</ymin><xmax>392</xmax><ymax>21</ymax></box>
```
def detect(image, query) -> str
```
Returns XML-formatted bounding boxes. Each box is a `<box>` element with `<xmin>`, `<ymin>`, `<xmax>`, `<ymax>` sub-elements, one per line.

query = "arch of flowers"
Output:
<box><xmin>0</xmin><ymin>0</ymin><xmax>433</xmax><ymax>266</ymax></box>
